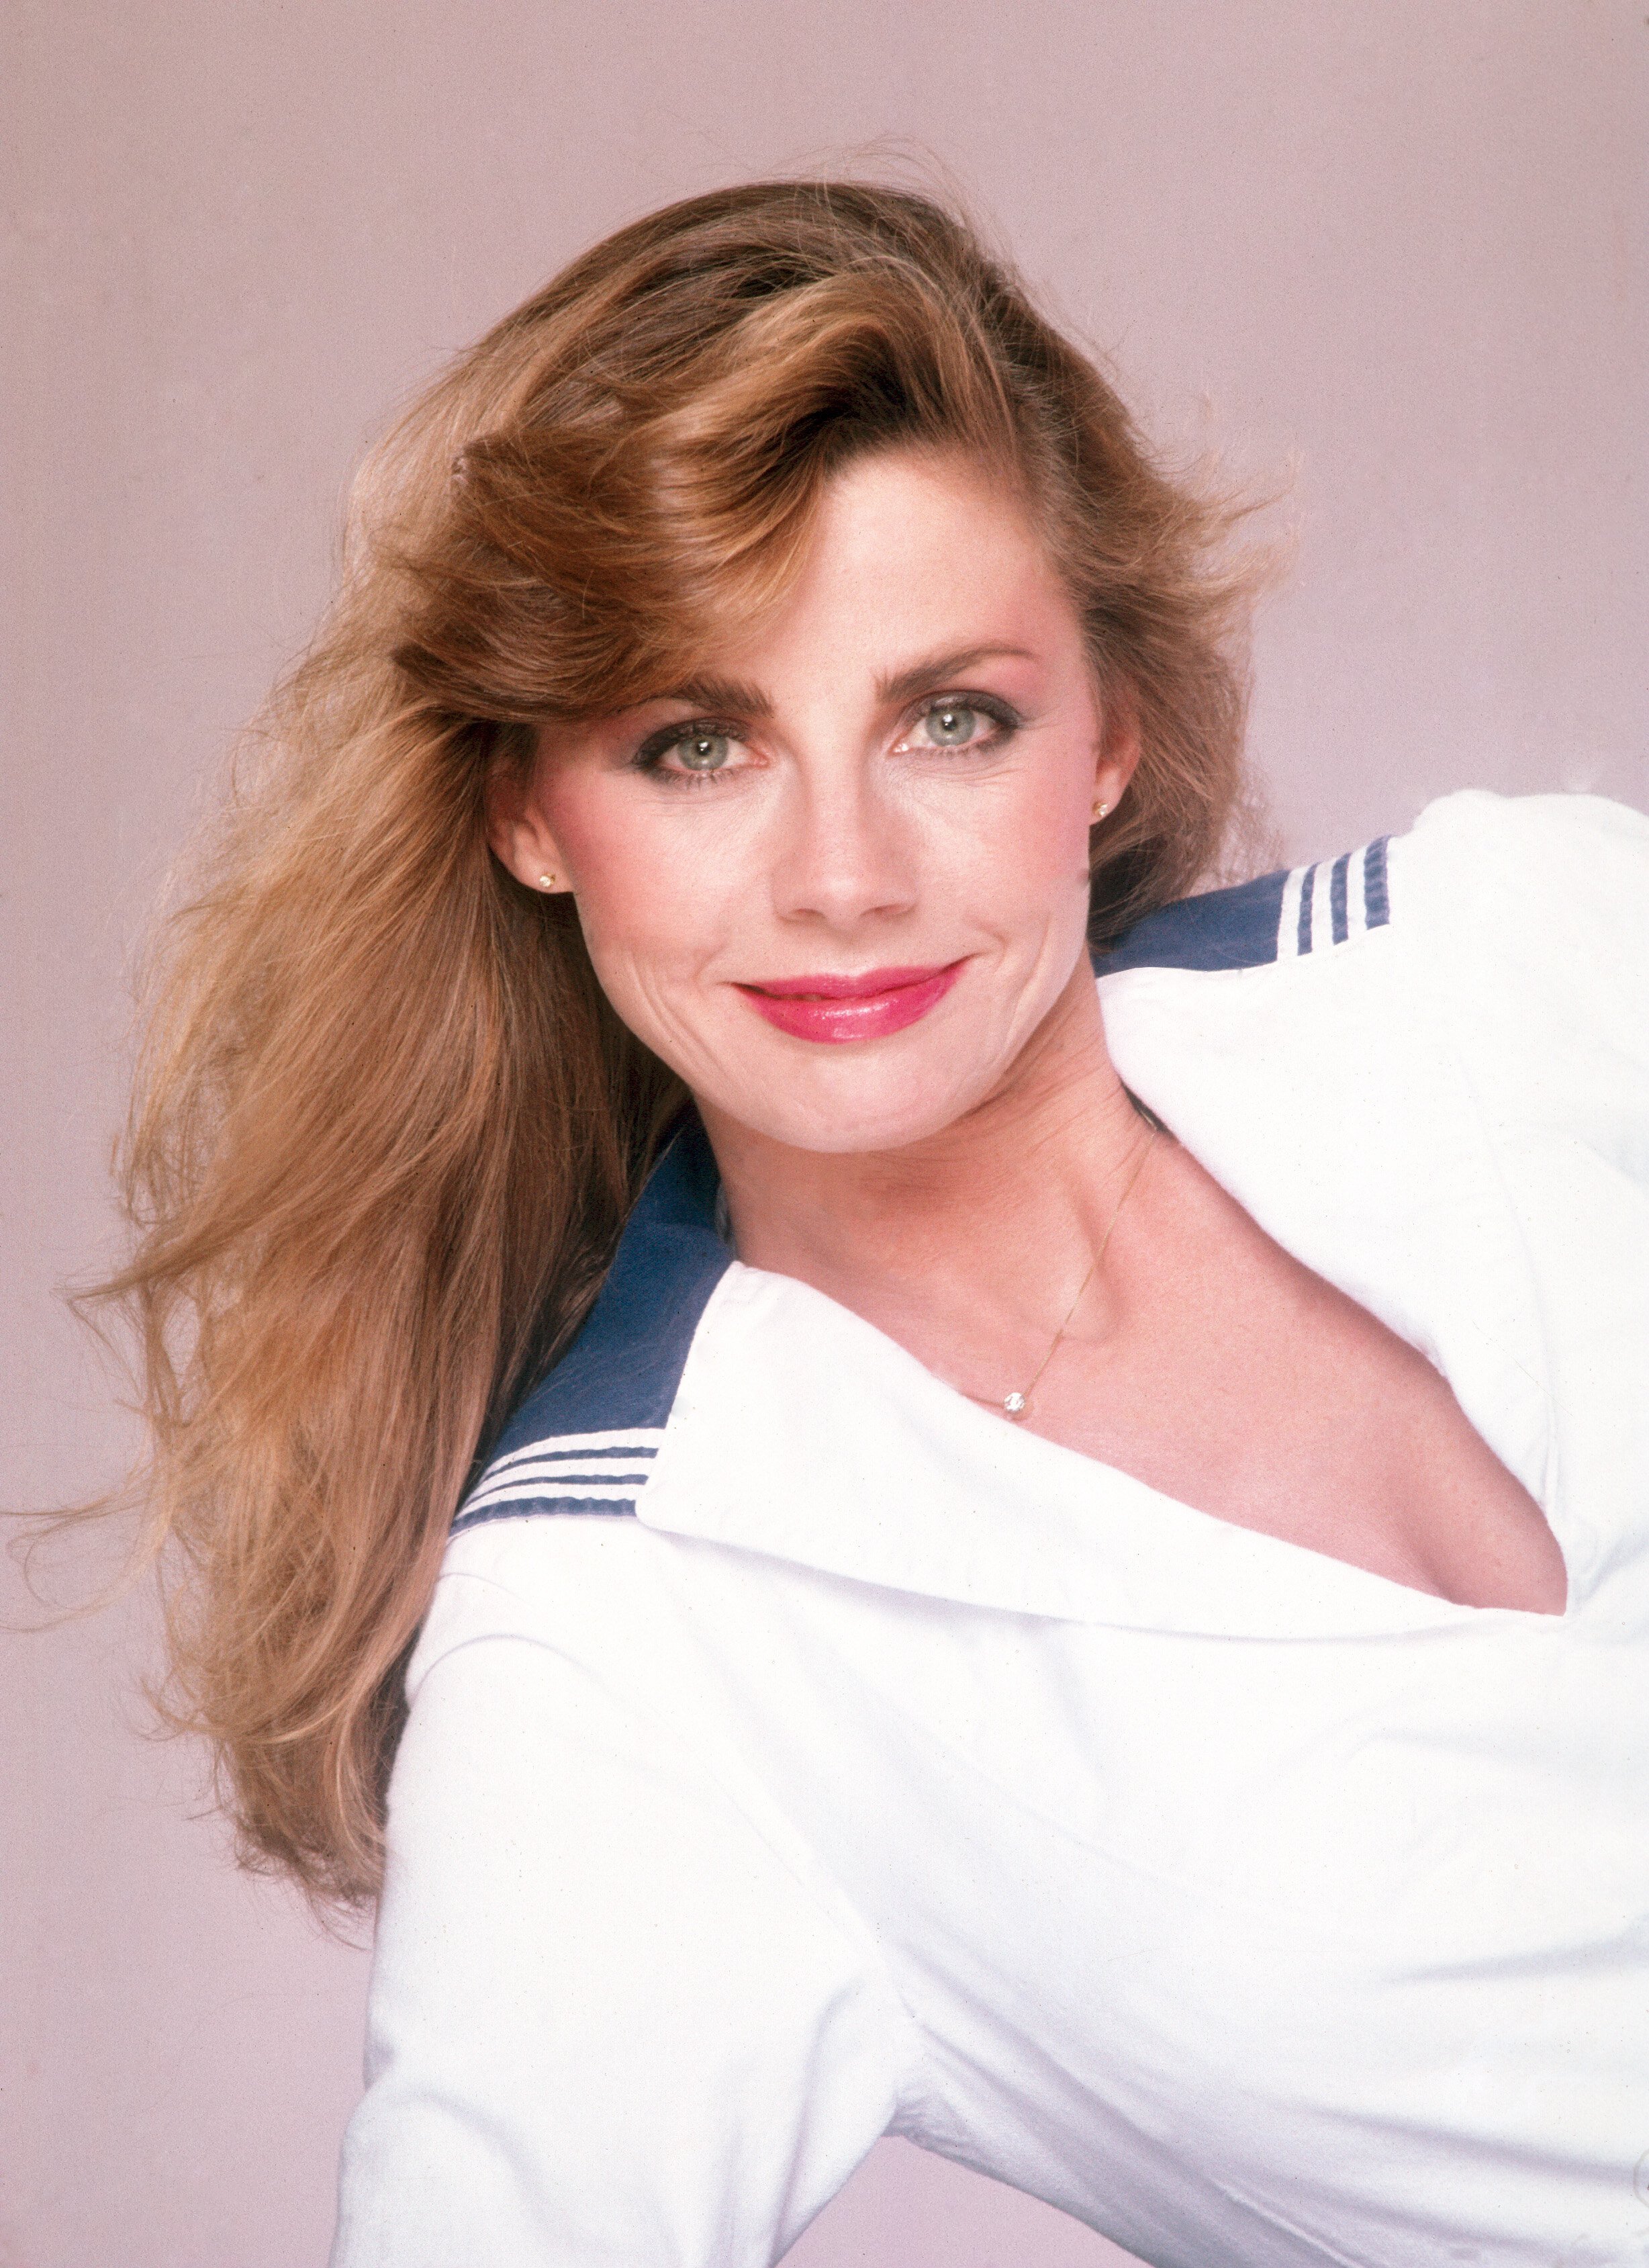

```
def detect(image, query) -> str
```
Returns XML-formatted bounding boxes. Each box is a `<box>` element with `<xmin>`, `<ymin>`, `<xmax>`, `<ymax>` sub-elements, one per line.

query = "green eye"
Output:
<box><xmin>926</xmin><ymin>703</ymin><xmax>978</xmax><ymax>746</ymax></box>
<box><xmin>675</xmin><ymin>731</ymin><xmax>731</xmax><ymax>771</ymax></box>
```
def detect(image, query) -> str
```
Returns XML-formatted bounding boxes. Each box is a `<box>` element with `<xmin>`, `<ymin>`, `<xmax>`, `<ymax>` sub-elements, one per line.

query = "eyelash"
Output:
<box><xmin>631</xmin><ymin>694</ymin><xmax>1024</xmax><ymax>787</ymax></box>
<box><xmin>631</xmin><ymin>719</ymin><xmax>749</xmax><ymax>788</ymax></box>
<box><xmin>906</xmin><ymin>694</ymin><xmax>1022</xmax><ymax>753</ymax></box>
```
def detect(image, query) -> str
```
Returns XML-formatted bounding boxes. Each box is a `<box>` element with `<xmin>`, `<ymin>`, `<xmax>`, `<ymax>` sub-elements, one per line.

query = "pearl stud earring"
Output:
<box><xmin>1093</xmin><ymin>801</ymin><xmax>1111</xmax><ymax>822</ymax></box>
<box><xmin>538</xmin><ymin>872</ymin><xmax>558</xmax><ymax>889</ymax></box>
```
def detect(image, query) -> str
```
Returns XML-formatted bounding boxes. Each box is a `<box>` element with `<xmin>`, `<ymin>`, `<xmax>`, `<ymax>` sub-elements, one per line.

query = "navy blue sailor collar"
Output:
<box><xmin>455</xmin><ymin>1106</ymin><xmax>1478</xmax><ymax>1638</ymax></box>
<box><xmin>455</xmin><ymin>1114</ymin><xmax>731</xmax><ymax>1531</ymax></box>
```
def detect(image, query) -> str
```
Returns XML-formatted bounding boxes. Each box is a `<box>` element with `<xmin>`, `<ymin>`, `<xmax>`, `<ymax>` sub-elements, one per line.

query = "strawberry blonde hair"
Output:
<box><xmin>91</xmin><ymin>180</ymin><xmax>1258</xmax><ymax>1904</ymax></box>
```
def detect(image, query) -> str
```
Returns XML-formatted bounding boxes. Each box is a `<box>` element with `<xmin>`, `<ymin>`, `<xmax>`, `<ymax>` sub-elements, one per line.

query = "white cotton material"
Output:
<box><xmin>332</xmin><ymin>791</ymin><xmax>1649</xmax><ymax>2268</ymax></box>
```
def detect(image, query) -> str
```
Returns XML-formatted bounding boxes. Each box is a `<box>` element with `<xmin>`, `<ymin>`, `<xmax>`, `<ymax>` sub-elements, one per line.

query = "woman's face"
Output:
<box><xmin>488</xmin><ymin>448</ymin><xmax>1138</xmax><ymax>1154</ymax></box>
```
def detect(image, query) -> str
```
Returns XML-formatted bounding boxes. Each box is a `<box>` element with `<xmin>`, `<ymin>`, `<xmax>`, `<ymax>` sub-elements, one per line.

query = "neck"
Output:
<box><xmin>700</xmin><ymin>960</ymin><xmax>1149</xmax><ymax>1330</ymax></box>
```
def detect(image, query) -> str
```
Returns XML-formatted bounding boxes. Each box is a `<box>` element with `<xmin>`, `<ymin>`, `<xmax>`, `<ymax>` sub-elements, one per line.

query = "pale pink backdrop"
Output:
<box><xmin>3</xmin><ymin>4</ymin><xmax>1646</xmax><ymax>2263</ymax></box>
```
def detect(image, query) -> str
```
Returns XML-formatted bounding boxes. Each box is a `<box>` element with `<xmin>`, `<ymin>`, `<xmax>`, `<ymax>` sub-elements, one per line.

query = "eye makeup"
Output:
<box><xmin>628</xmin><ymin>688</ymin><xmax>1026</xmax><ymax>787</ymax></box>
<box><xmin>630</xmin><ymin>718</ymin><xmax>751</xmax><ymax>786</ymax></box>
<box><xmin>898</xmin><ymin>692</ymin><xmax>1023</xmax><ymax>753</ymax></box>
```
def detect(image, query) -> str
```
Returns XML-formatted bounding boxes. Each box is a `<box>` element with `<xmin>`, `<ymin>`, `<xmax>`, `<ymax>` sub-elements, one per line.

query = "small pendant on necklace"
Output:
<box><xmin>1002</xmin><ymin>1392</ymin><xmax>1027</xmax><ymax>1416</ymax></box>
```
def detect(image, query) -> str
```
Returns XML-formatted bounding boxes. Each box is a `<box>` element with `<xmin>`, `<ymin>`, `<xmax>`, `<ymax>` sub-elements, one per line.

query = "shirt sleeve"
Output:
<box><xmin>330</xmin><ymin>1551</ymin><xmax>916</xmax><ymax>2268</ymax></box>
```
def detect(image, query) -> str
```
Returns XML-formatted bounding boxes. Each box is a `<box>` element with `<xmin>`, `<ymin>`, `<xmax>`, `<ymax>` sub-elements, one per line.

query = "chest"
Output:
<box><xmin>1024</xmin><ymin>1179</ymin><xmax>1568</xmax><ymax>1614</ymax></box>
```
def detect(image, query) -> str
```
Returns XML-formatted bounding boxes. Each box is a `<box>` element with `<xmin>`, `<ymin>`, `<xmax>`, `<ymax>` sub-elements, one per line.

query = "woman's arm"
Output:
<box><xmin>331</xmin><ymin>1584</ymin><xmax>917</xmax><ymax>2268</ymax></box>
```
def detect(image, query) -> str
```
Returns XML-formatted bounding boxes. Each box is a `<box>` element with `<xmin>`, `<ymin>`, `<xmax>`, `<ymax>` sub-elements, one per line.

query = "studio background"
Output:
<box><xmin>3</xmin><ymin>5</ymin><xmax>1645</xmax><ymax>2264</ymax></box>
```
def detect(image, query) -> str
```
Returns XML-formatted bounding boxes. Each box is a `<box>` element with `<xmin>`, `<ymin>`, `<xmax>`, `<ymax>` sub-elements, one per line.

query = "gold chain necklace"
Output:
<box><xmin>960</xmin><ymin>1124</ymin><xmax>1158</xmax><ymax>1422</ymax></box>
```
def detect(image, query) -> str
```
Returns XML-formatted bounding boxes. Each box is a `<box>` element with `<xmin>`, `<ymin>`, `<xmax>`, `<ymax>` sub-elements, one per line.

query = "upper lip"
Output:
<box><xmin>738</xmin><ymin>962</ymin><xmax>961</xmax><ymax>1000</ymax></box>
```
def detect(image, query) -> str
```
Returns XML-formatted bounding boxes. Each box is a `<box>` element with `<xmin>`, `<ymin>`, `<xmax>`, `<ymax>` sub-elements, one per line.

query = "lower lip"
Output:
<box><xmin>736</xmin><ymin>962</ymin><xmax>965</xmax><ymax>1044</ymax></box>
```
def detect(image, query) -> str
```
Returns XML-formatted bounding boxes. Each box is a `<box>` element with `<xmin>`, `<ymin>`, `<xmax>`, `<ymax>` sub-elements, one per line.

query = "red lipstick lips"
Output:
<box><xmin>736</xmin><ymin>960</ymin><xmax>965</xmax><ymax>1043</ymax></box>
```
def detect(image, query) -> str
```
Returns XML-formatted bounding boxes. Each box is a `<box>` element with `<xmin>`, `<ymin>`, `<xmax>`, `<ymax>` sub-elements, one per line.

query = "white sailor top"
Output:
<box><xmin>331</xmin><ymin>790</ymin><xmax>1649</xmax><ymax>2268</ymax></box>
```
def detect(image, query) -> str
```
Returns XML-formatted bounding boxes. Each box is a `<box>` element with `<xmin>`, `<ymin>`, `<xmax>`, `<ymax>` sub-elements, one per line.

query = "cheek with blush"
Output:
<box><xmin>532</xmin><ymin>768</ymin><xmax>754</xmax><ymax>1064</ymax></box>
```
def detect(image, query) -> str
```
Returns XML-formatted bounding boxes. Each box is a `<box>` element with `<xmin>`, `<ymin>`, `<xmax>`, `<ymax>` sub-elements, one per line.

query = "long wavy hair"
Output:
<box><xmin>87</xmin><ymin>179</ymin><xmax>1260</xmax><ymax>1905</ymax></box>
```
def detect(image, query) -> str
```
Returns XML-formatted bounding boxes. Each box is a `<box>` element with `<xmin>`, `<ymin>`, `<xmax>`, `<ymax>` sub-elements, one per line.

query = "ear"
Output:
<box><xmin>1090</xmin><ymin>684</ymin><xmax>1143</xmax><ymax>824</ymax></box>
<box><xmin>484</xmin><ymin>739</ymin><xmax>574</xmax><ymax>894</ymax></box>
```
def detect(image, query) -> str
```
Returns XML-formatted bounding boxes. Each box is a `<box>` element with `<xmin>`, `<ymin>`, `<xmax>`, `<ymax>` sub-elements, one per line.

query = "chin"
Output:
<box><xmin>704</xmin><ymin>1054</ymin><xmax>995</xmax><ymax>1156</ymax></box>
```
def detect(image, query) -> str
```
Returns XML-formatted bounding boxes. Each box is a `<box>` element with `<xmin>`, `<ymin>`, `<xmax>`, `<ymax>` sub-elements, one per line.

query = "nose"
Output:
<box><xmin>767</xmin><ymin>761</ymin><xmax>919</xmax><ymax>933</ymax></box>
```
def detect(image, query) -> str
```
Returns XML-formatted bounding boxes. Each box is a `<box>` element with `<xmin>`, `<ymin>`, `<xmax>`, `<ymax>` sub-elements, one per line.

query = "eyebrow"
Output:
<box><xmin>637</xmin><ymin>646</ymin><xmax>1036</xmax><ymax>723</ymax></box>
<box><xmin>874</xmin><ymin>644</ymin><xmax>1037</xmax><ymax>707</ymax></box>
<box><xmin>637</xmin><ymin>674</ymin><xmax>773</xmax><ymax>720</ymax></box>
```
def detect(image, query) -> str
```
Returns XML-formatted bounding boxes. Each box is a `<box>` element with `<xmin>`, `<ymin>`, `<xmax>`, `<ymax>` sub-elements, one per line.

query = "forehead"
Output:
<box><xmin>708</xmin><ymin>447</ymin><xmax>1079</xmax><ymax>686</ymax></box>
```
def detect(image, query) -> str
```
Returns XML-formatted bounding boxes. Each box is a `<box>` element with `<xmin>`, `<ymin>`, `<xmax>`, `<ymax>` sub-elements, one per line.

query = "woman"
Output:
<box><xmin>99</xmin><ymin>183</ymin><xmax>1647</xmax><ymax>2265</ymax></box>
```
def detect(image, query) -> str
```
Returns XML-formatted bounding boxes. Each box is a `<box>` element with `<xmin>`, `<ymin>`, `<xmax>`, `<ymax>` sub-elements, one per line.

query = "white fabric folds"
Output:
<box><xmin>334</xmin><ymin>792</ymin><xmax>1649</xmax><ymax>2268</ymax></box>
